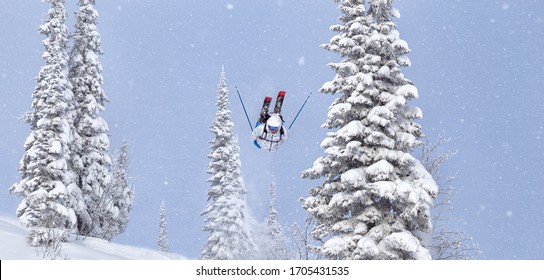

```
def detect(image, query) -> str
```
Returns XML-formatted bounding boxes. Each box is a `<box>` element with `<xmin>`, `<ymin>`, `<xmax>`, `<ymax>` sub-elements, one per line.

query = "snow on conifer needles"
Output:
<box><xmin>200</xmin><ymin>68</ymin><xmax>257</xmax><ymax>260</ymax></box>
<box><xmin>302</xmin><ymin>0</ymin><xmax>438</xmax><ymax>260</ymax></box>
<box><xmin>10</xmin><ymin>0</ymin><xmax>132</xmax><ymax>247</ymax></box>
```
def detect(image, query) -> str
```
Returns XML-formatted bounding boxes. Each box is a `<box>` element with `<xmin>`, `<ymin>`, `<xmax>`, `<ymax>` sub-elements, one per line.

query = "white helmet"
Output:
<box><xmin>266</xmin><ymin>115</ymin><xmax>282</xmax><ymax>132</ymax></box>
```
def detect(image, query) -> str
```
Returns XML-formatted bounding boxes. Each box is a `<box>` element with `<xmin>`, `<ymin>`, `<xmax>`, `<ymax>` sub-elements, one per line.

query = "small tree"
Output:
<box><xmin>158</xmin><ymin>201</ymin><xmax>169</xmax><ymax>252</ymax></box>
<box><xmin>112</xmin><ymin>140</ymin><xmax>133</xmax><ymax>236</ymax></box>
<box><xmin>291</xmin><ymin>215</ymin><xmax>322</xmax><ymax>260</ymax></box>
<box><xmin>34</xmin><ymin>205</ymin><xmax>69</xmax><ymax>259</ymax></box>
<box><xmin>419</xmin><ymin>135</ymin><xmax>480</xmax><ymax>259</ymax></box>
<box><xmin>98</xmin><ymin>140</ymin><xmax>134</xmax><ymax>241</ymax></box>
<box><xmin>259</xmin><ymin>183</ymin><xmax>289</xmax><ymax>259</ymax></box>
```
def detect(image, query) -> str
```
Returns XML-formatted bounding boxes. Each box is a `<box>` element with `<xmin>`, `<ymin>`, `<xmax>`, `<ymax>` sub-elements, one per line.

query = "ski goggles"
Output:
<box><xmin>268</xmin><ymin>125</ymin><xmax>279</xmax><ymax>131</ymax></box>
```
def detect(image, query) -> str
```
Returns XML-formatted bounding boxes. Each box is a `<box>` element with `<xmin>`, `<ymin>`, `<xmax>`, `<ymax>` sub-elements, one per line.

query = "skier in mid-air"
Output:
<box><xmin>251</xmin><ymin>91</ymin><xmax>289</xmax><ymax>152</ymax></box>
<box><xmin>252</xmin><ymin>113</ymin><xmax>289</xmax><ymax>152</ymax></box>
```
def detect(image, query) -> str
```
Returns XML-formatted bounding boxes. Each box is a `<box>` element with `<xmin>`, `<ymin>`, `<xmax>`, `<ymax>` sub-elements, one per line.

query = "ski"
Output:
<box><xmin>257</xmin><ymin>96</ymin><xmax>273</xmax><ymax>125</ymax></box>
<box><xmin>273</xmin><ymin>91</ymin><xmax>286</xmax><ymax>114</ymax></box>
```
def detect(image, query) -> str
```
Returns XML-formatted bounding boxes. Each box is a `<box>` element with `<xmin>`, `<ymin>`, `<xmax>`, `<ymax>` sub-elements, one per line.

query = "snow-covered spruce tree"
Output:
<box><xmin>302</xmin><ymin>0</ymin><xmax>438</xmax><ymax>260</ymax></box>
<box><xmin>201</xmin><ymin>68</ymin><xmax>257</xmax><ymax>260</ymax></box>
<box><xmin>100</xmin><ymin>140</ymin><xmax>134</xmax><ymax>241</ymax></box>
<box><xmin>9</xmin><ymin>0</ymin><xmax>80</xmax><ymax>246</ymax></box>
<box><xmin>68</xmin><ymin>0</ymin><xmax>113</xmax><ymax>237</ymax></box>
<box><xmin>111</xmin><ymin>140</ymin><xmax>133</xmax><ymax>237</ymax></box>
<box><xmin>158</xmin><ymin>201</ymin><xmax>169</xmax><ymax>252</ymax></box>
<box><xmin>259</xmin><ymin>183</ymin><xmax>289</xmax><ymax>259</ymax></box>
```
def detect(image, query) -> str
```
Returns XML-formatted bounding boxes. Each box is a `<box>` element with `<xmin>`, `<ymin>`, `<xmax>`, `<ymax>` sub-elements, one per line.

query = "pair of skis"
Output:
<box><xmin>257</xmin><ymin>91</ymin><xmax>285</xmax><ymax>125</ymax></box>
<box><xmin>237</xmin><ymin>87</ymin><xmax>310</xmax><ymax>132</ymax></box>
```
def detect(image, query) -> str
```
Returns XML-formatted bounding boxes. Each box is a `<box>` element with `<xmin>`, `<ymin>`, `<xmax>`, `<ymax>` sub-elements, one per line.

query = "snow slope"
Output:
<box><xmin>0</xmin><ymin>215</ymin><xmax>185</xmax><ymax>260</ymax></box>
<box><xmin>1</xmin><ymin>217</ymin><xmax>538</xmax><ymax>280</ymax></box>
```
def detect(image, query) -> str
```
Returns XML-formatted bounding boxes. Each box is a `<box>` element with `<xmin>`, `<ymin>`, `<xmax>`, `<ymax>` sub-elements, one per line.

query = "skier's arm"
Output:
<box><xmin>251</xmin><ymin>124</ymin><xmax>263</xmax><ymax>140</ymax></box>
<box><xmin>251</xmin><ymin>125</ymin><xmax>263</xmax><ymax>149</ymax></box>
<box><xmin>280</xmin><ymin>127</ymin><xmax>289</xmax><ymax>143</ymax></box>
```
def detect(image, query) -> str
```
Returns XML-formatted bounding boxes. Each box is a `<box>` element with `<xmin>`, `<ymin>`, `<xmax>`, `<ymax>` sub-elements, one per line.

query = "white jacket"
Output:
<box><xmin>251</xmin><ymin>124</ymin><xmax>289</xmax><ymax>152</ymax></box>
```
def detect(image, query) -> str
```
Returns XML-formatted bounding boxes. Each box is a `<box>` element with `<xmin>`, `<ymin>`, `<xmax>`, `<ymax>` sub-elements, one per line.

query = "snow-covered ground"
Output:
<box><xmin>0</xmin><ymin>215</ymin><xmax>185</xmax><ymax>260</ymax></box>
<box><xmin>2</xmin><ymin>212</ymin><xmax>537</xmax><ymax>280</ymax></box>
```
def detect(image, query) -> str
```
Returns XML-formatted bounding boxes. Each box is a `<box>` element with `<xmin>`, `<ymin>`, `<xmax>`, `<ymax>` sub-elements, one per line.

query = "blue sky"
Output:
<box><xmin>1</xmin><ymin>0</ymin><xmax>543</xmax><ymax>259</ymax></box>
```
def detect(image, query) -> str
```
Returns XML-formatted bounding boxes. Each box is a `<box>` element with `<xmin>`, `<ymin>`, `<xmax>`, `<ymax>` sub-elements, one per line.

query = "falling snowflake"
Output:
<box><xmin>297</xmin><ymin>56</ymin><xmax>305</xmax><ymax>66</ymax></box>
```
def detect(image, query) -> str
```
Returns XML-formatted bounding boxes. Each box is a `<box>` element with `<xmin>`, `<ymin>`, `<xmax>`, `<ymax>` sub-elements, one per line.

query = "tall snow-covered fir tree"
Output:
<box><xmin>200</xmin><ymin>67</ymin><xmax>257</xmax><ymax>260</ymax></box>
<box><xmin>9</xmin><ymin>0</ymin><xmax>81</xmax><ymax>246</ymax></box>
<box><xmin>68</xmin><ymin>0</ymin><xmax>113</xmax><ymax>237</ymax></box>
<box><xmin>302</xmin><ymin>0</ymin><xmax>438</xmax><ymax>260</ymax></box>
<box><xmin>259</xmin><ymin>183</ymin><xmax>289</xmax><ymax>259</ymax></box>
<box><xmin>158</xmin><ymin>200</ymin><xmax>169</xmax><ymax>252</ymax></box>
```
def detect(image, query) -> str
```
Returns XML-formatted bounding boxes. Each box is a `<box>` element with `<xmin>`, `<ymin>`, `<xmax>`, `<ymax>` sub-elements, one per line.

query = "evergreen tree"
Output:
<box><xmin>68</xmin><ymin>0</ymin><xmax>112</xmax><ymax>237</ymax></box>
<box><xmin>158</xmin><ymin>201</ymin><xmax>169</xmax><ymax>252</ymax></box>
<box><xmin>112</xmin><ymin>140</ymin><xmax>133</xmax><ymax>237</ymax></box>
<box><xmin>302</xmin><ymin>0</ymin><xmax>438</xmax><ymax>260</ymax></box>
<box><xmin>201</xmin><ymin>67</ymin><xmax>257</xmax><ymax>260</ymax></box>
<box><xmin>100</xmin><ymin>140</ymin><xmax>134</xmax><ymax>241</ymax></box>
<box><xmin>9</xmin><ymin>0</ymin><xmax>80</xmax><ymax>246</ymax></box>
<box><xmin>259</xmin><ymin>183</ymin><xmax>289</xmax><ymax>259</ymax></box>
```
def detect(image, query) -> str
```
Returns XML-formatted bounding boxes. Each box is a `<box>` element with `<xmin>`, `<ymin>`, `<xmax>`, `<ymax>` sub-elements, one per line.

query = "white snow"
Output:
<box><xmin>338</xmin><ymin>37</ymin><xmax>355</xmax><ymax>47</ymax></box>
<box><xmin>322</xmin><ymin>236</ymin><xmax>348</xmax><ymax>256</ymax></box>
<box><xmin>49</xmin><ymin>140</ymin><xmax>62</xmax><ymax>154</ymax></box>
<box><xmin>0</xmin><ymin>215</ymin><xmax>185</xmax><ymax>260</ymax></box>
<box><xmin>337</xmin><ymin>120</ymin><xmax>364</xmax><ymax>140</ymax></box>
<box><xmin>328</xmin><ymin>102</ymin><xmax>352</xmax><ymax>120</ymax></box>
<box><xmin>391</xmin><ymin>7</ymin><xmax>401</xmax><ymax>19</ymax></box>
<box><xmin>403</xmin><ymin>105</ymin><xmax>423</xmax><ymax>119</ymax></box>
<box><xmin>378</xmin><ymin>65</ymin><xmax>390</xmax><ymax>76</ymax></box>
<box><xmin>398</xmin><ymin>54</ymin><xmax>411</xmax><ymax>66</ymax></box>
<box><xmin>366</xmin><ymin>159</ymin><xmax>394</xmax><ymax>180</ymax></box>
<box><xmin>368</xmin><ymin>106</ymin><xmax>393</xmax><ymax>127</ymax></box>
<box><xmin>349</xmin><ymin>22</ymin><xmax>364</xmax><ymax>32</ymax></box>
<box><xmin>379</xmin><ymin>231</ymin><xmax>431</xmax><ymax>260</ymax></box>
<box><xmin>341</xmin><ymin>168</ymin><xmax>364</xmax><ymax>186</ymax></box>
<box><xmin>391</xmin><ymin>38</ymin><xmax>409</xmax><ymax>52</ymax></box>
<box><xmin>361</xmin><ymin>73</ymin><xmax>373</xmax><ymax>86</ymax></box>
<box><xmin>395</xmin><ymin>84</ymin><xmax>419</xmax><ymax>99</ymax></box>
